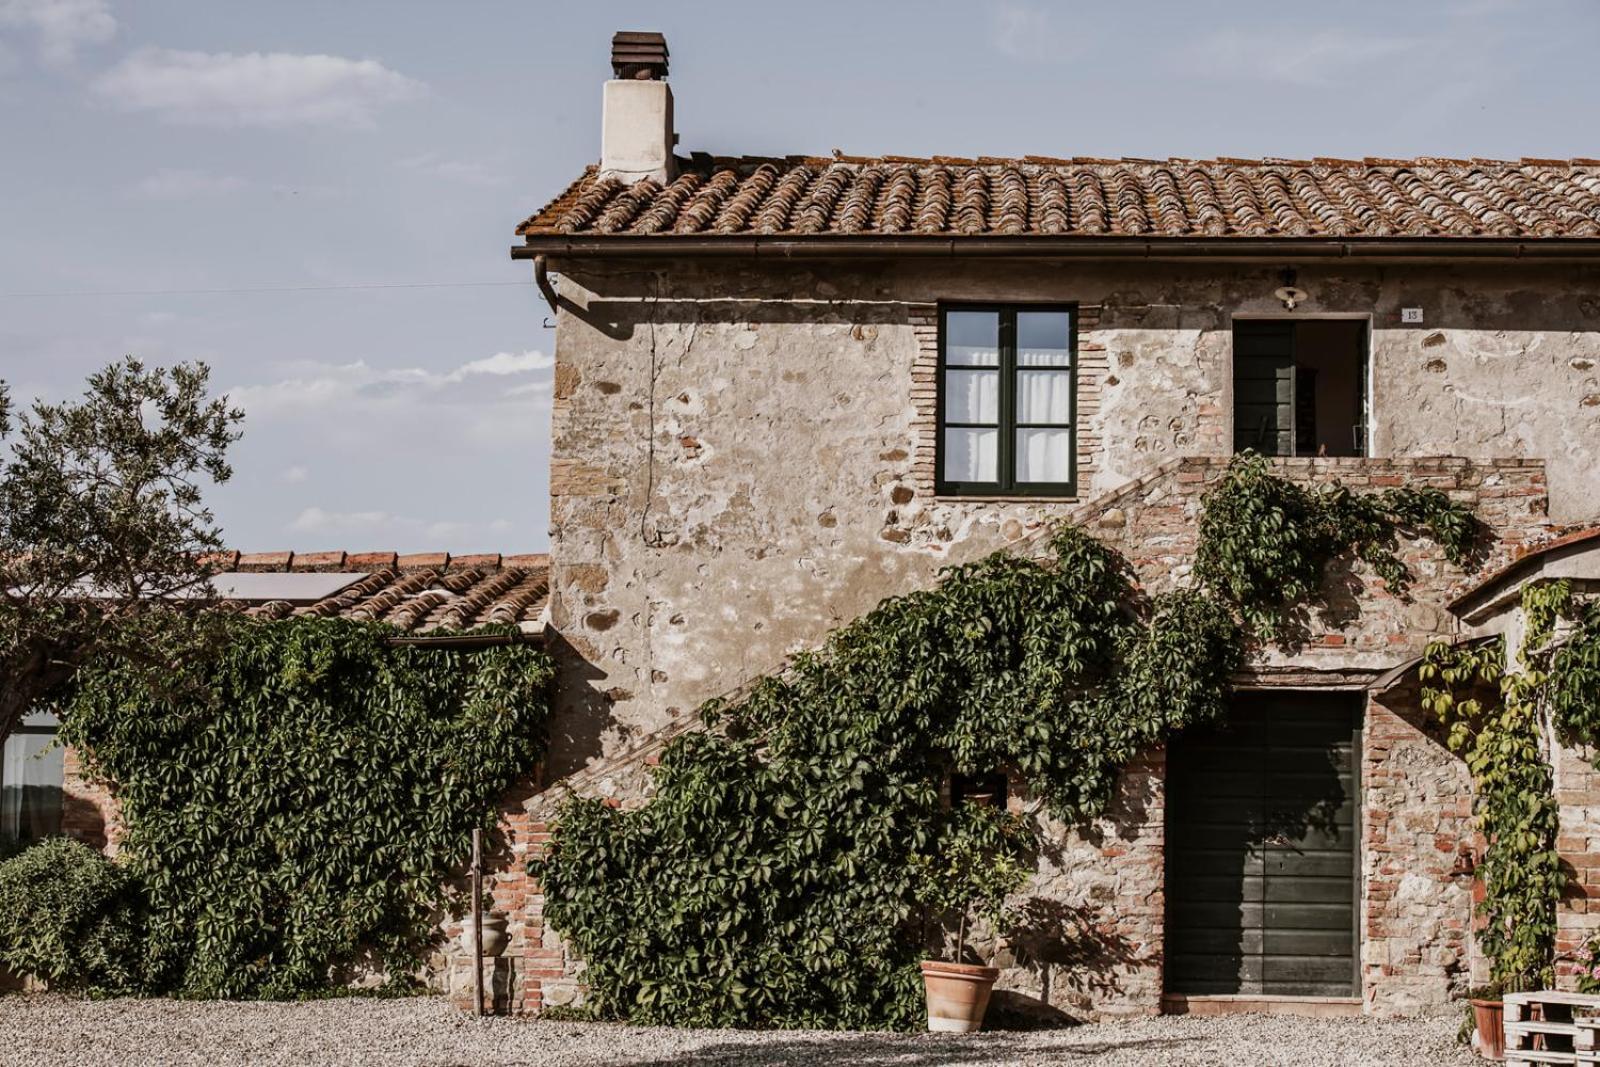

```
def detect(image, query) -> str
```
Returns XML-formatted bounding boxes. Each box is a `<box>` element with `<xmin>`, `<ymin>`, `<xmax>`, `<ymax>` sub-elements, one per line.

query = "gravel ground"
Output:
<box><xmin>0</xmin><ymin>994</ymin><xmax>1479</xmax><ymax>1067</ymax></box>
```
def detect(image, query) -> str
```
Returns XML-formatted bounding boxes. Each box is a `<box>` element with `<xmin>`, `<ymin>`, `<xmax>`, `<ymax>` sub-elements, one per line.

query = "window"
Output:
<box><xmin>1233</xmin><ymin>320</ymin><xmax>1367</xmax><ymax>457</ymax></box>
<box><xmin>1</xmin><ymin>710</ymin><xmax>63</xmax><ymax>843</ymax></box>
<box><xmin>938</xmin><ymin>305</ymin><xmax>1076</xmax><ymax>496</ymax></box>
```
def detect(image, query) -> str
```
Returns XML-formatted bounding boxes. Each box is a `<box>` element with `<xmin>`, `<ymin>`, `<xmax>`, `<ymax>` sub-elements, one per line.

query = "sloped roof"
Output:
<box><xmin>201</xmin><ymin>551</ymin><xmax>549</xmax><ymax>635</ymax></box>
<box><xmin>1448</xmin><ymin>526</ymin><xmax>1600</xmax><ymax>620</ymax></box>
<box><xmin>517</xmin><ymin>156</ymin><xmax>1600</xmax><ymax>242</ymax></box>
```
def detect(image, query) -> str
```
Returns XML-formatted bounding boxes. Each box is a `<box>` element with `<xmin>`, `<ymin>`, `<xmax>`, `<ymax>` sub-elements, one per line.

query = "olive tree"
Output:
<box><xmin>0</xmin><ymin>358</ymin><xmax>242</xmax><ymax>742</ymax></box>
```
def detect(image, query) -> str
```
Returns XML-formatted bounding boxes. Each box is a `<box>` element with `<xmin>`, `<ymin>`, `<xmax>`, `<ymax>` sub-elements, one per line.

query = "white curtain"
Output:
<box><xmin>944</xmin><ymin>370</ymin><xmax>999</xmax><ymax>423</ymax></box>
<box><xmin>1017</xmin><ymin>311</ymin><xmax>1072</xmax><ymax>365</ymax></box>
<box><xmin>943</xmin><ymin>427</ymin><xmax>998</xmax><ymax>483</ymax></box>
<box><xmin>946</xmin><ymin>311</ymin><xmax>1000</xmax><ymax>366</ymax></box>
<box><xmin>1</xmin><ymin>711</ymin><xmax>62</xmax><ymax>842</ymax></box>
<box><xmin>1016</xmin><ymin>428</ymin><xmax>1072</xmax><ymax>483</ymax></box>
<box><xmin>1016</xmin><ymin>370</ymin><xmax>1072</xmax><ymax>423</ymax></box>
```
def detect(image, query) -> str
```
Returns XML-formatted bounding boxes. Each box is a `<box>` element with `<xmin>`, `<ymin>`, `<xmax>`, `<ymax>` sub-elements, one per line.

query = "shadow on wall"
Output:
<box><xmin>59</xmin><ymin>790</ymin><xmax>108</xmax><ymax>851</ymax></box>
<box><xmin>1001</xmin><ymin>896</ymin><xmax>1144</xmax><ymax>1027</ymax></box>
<box><xmin>542</xmin><ymin>628</ymin><xmax>615</xmax><ymax>780</ymax></box>
<box><xmin>576</xmin><ymin>295</ymin><xmax>911</xmax><ymax>340</ymax></box>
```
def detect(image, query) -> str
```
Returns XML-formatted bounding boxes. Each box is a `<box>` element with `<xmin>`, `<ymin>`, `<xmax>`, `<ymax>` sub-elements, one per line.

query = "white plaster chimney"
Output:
<box><xmin>600</xmin><ymin>31</ymin><xmax>675</xmax><ymax>186</ymax></box>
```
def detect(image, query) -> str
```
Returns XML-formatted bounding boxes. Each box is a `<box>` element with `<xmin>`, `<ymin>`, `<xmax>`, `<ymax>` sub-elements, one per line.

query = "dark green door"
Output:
<box><xmin>1165</xmin><ymin>691</ymin><xmax>1360</xmax><ymax>997</ymax></box>
<box><xmin>1233</xmin><ymin>322</ymin><xmax>1295</xmax><ymax>455</ymax></box>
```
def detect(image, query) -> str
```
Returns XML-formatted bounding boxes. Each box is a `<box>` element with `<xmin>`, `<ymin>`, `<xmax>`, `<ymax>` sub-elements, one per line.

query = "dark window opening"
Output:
<box><xmin>937</xmin><ymin>304</ymin><xmax>1076</xmax><ymax>496</ymax></box>
<box><xmin>950</xmin><ymin>770</ymin><xmax>1008</xmax><ymax>808</ymax></box>
<box><xmin>1233</xmin><ymin>320</ymin><xmax>1367</xmax><ymax>458</ymax></box>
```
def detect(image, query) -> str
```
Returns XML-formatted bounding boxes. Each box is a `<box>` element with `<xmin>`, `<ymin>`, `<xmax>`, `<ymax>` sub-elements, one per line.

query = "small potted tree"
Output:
<box><xmin>910</xmin><ymin>803</ymin><xmax>1031</xmax><ymax>1033</ymax></box>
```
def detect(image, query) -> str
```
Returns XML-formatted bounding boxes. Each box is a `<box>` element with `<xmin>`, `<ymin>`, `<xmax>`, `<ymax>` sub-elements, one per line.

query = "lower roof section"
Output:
<box><xmin>199</xmin><ymin>550</ymin><xmax>549</xmax><ymax>636</ymax></box>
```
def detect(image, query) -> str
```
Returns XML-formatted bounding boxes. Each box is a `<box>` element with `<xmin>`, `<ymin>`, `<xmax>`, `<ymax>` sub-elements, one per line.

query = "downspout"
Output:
<box><xmin>533</xmin><ymin>254</ymin><xmax>560</xmax><ymax>317</ymax></box>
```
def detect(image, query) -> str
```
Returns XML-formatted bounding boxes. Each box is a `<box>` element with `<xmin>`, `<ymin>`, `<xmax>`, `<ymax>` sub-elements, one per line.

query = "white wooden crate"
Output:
<box><xmin>1505</xmin><ymin>992</ymin><xmax>1600</xmax><ymax>1067</ymax></box>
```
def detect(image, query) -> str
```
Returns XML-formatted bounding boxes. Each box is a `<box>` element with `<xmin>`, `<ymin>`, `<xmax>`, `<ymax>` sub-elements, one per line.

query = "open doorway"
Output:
<box><xmin>1233</xmin><ymin>320</ymin><xmax>1367</xmax><ymax>457</ymax></box>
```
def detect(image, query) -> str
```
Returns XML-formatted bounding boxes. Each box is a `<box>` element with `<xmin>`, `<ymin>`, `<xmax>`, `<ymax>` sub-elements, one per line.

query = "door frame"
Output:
<box><xmin>1228</xmin><ymin>313</ymin><xmax>1375</xmax><ymax>459</ymax></box>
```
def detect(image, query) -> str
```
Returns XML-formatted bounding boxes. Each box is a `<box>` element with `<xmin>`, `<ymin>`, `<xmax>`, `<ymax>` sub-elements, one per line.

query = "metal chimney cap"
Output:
<box><xmin>611</xmin><ymin>31</ymin><xmax>668</xmax><ymax>80</ymax></box>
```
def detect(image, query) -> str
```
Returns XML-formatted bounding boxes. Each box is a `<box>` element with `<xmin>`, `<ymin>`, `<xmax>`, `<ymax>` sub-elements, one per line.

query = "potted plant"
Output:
<box><xmin>1466</xmin><ymin>981</ymin><xmax>1505</xmax><ymax>1061</ymax></box>
<box><xmin>910</xmin><ymin>803</ymin><xmax>1031</xmax><ymax>1033</ymax></box>
<box><xmin>1468</xmin><ymin>965</ymin><xmax>1547</xmax><ymax>1061</ymax></box>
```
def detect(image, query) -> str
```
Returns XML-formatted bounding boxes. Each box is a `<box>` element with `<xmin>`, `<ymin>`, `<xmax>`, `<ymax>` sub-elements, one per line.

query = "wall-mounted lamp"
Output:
<box><xmin>1274</xmin><ymin>285</ymin><xmax>1310</xmax><ymax>310</ymax></box>
<box><xmin>1274</xmin><ymin>267</ymin><xmax>1307</xmax><ymax>310</ymax></box>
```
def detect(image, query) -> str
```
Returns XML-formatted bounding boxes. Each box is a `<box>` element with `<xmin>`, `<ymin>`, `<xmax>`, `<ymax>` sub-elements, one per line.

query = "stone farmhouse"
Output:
<box><xmin>493</xmin><ymin>32</ymin><xmax>1600</xmax><ymax>1020</ymax></box>
<box><xmin>13</xmin><ymin>29</ymin><xmax>1600</xmax><ymax>1022</ymax></box>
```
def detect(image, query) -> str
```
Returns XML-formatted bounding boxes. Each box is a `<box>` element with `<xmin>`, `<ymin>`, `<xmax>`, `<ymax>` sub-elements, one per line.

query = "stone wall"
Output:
<box><xmin>1555</xmin><ymin>740</ymin><xmax>1600</xmax><ymax>990</ymax></box>
<box><xmin>60</xmin><ymin>747</ymin><xmax>119</xmax><ymax>854</ymax></box>
<box><xmin>1362</xmin><ymin>683</ymin><xmax>1477</xmax><ymax>1015</ymax></box>
<box><xmin>544</xmin><ymin>257</ymin><xmax>1596</xmax><ymax>781</ymax></box>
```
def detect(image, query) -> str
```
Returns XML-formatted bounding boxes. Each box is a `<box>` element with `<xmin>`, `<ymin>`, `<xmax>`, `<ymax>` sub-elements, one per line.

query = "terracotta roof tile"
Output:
<box><xmin>209</xmin><ymin>550</ymin><xmax>548</xmax><ymax>635</ymax></box>
<box><xmin>1448</xmin><ymin>526</ymin><xmax>1600</xmax><ymax>612</ymax></box>
<box><xmin>237</xmin><ymin>551</ymin><xmax>293</xmax><ymax>572</ymax></box>
<box><xmin>518</xmin><ymin>157</ymin><xmax>1600</xmax><ymax>241</ymax></box>
<box><xmin>448</xmin><ymin>553</ymin><xmax>502</xmax><ymax>571</ymax></box>
<box><xmin>289</xmin><ymin>551</ymin><xmax>346</xmax><ymax>572</ymax></box>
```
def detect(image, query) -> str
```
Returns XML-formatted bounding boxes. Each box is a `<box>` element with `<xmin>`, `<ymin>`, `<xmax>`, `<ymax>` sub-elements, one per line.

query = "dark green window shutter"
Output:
<box><xmin>1234</xmin><ymin>323</ymin><xmax>1295</xmax><ymax>456</ymax></box>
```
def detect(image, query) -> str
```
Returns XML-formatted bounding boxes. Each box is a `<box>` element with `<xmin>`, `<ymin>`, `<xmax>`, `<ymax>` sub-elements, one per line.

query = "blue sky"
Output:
<box><xmin>2</xmin><ymin>0</ymin><xmax>1596</xmax><ymax>552</ymax></box>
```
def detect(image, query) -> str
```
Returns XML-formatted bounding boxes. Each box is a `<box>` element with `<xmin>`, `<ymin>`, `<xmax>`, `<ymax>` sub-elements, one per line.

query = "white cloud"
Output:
<box><xmin>132</xmin><ymin>168</ymin><xmax>248</xmax><ymax>199</ymax></box>
<box><xmin>92</xmin><ymin>48</ymin><xmax>425</xmax><ymax>127</ymax></box>
<box><xmin>990</xmin><ymin>3</ymin><xmax>1059</xmax><ymax>61</ymax></box>
<box><xmin>290</xmin><ymin>506</ymin><xmax>384</xmax><ymax>534</ymax></box>
<box><xmin>445</xmin><ymin>350</ymin><xmax>552</xmax><ymax>380</ymax></box>
<box><xmin>0</xmin><ymin>0</ymin><xmax>114</xmax><ymax>66</ymax></box>
<box><xmin>227</xmin><ymin>349</ymin><xmax>553</xmax><ymax>417</ymax></box>
<box><xmin>279</xmin><ymin>464</ymin><xmax>308</xmax><ymax>484</ymax></box>
<box><xmin>399</xmin><ymin>152</ymin><xmax>507</xmax><ymax>187</ymax></box>
<box><xmin>1186</xmin><ymin>28</ymin><xmax>1418</xmax><ymax>87</ymax></box>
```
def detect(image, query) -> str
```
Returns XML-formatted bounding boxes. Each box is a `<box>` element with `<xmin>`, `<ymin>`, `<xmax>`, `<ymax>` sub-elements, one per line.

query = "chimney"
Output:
<box><xmin>600</xmin><ymin>32</ymin><xmax>675</xmax><ymax>186</ymax></box>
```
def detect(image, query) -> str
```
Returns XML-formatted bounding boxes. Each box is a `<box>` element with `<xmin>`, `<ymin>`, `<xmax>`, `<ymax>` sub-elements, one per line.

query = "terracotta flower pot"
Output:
<box><xmin>920</xmin><ymin>959</ymin><xmax>1000</xmax><ymax>1033</ymax></box>
<box><xmin>1470</xmin><ymin>998</ymin><xmax>1504</xmax><ymax>1061</ymax></box>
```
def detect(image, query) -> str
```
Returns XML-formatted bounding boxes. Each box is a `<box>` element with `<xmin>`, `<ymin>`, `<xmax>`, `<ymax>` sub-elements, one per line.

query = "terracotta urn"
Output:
<box><xmin>1470</xmin><ymin>998</ymin><xmax>1504</xmax><ymax>1061</ymax></box>
<box><xmin>920</xmin><ymin>959</ymin><xmax>1000</xmax><ymax>1033</ymax></box>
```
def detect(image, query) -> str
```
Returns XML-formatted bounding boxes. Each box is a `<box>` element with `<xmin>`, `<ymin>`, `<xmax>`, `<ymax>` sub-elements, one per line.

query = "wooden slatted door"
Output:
<box><xmin>1233</xmin><ymin>322</ymin><xmax>1296</xmax><ymax>456</ymax></box>
<box><xmin>1165</xmin><ymin>691</ymin><xmax>1360</xmax><ymax>998</ymax></box>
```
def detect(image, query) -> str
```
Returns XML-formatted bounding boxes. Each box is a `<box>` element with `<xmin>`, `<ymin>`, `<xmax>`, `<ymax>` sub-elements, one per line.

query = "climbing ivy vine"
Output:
<box><xmin>540</xmin><ymin>453</ymin><xmax>1481</xmax><ymax>1028</ymax></box>
<box><xmin>1420</xmin><ymin>578</ymin><xmax>1600</xmax><ymax>992</ymax></box>
<box><xmin>55</xmin><ymin>616</ymin><xmax>554</xmax><ymax>998</ymax></box>
<box><xmin>1195</xmin><ymin>453</ymin><xmax>1477</xmax><ymax>638</ymax></box>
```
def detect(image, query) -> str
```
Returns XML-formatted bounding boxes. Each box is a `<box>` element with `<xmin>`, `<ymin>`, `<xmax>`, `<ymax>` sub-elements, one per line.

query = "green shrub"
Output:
<box><xmin>0</xmin><ymin>837</ymin><xmax>146</xmax><ymax>994</ymax></box>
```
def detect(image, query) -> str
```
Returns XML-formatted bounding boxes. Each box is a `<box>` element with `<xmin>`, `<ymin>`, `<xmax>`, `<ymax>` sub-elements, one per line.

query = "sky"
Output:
<box><xmin>2</xmin><ymin>0</ymin><xmax>1597</xmax><ymax>553</ymax></box>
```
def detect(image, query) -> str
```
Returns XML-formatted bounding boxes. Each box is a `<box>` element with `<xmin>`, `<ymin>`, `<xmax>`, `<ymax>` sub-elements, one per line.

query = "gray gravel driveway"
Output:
<box><xmin>0</xmin><ymin>994</ymin><xmax>1478</xmax><ymax>1066</ymax></box>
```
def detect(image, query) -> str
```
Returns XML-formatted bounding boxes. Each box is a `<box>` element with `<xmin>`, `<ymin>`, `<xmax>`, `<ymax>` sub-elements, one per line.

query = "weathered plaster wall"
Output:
<box><xmin>544</xmin><ymin>258</ymin><xmax>1592</xmax><ymax>776</ymax></box>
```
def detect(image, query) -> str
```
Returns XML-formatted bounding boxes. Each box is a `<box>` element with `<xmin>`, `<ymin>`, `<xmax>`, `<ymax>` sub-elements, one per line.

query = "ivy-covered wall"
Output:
<box><xmin>487</xmin><ymin>453</ymin><xmax>1552</xmax><ymax>1020</ymax></box>
<box><xmin>49</xmin><ymin>617</ymin><xmax>554</xmax><ymax>1000</ymax></box>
